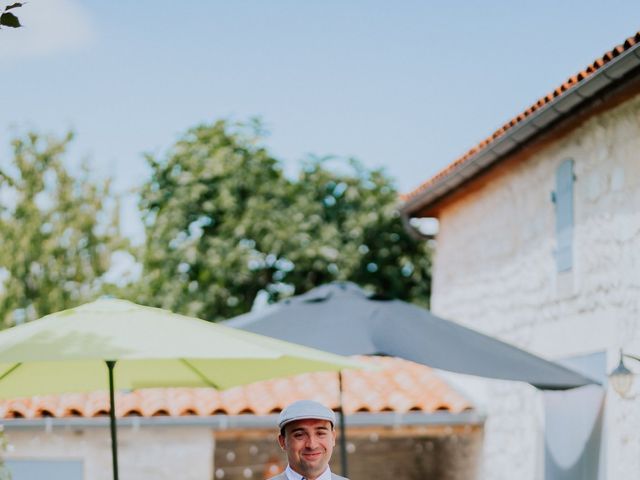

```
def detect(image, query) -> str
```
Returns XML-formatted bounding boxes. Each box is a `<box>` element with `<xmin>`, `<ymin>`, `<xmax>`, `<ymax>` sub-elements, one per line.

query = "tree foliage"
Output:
<box><xmin>0</xmin><ymin>132</ymin><xmax>127</xmax><ymax>327</ymax></box>
<box><xmin>136</xmin><ymin>120</ymin><xmax>430</xmax><ymax>321</ymax></box>
<box><xmin>0</xmin><ymin>2</ymin><xmax>23</xmax><ymax>29</ymax></box>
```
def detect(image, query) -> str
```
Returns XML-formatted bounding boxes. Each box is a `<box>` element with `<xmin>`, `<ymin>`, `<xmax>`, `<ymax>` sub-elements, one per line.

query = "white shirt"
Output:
<box><xmin>284</xmin><ymin>465</ymin><xmax>333</xmax><ymax>480</ymax></box>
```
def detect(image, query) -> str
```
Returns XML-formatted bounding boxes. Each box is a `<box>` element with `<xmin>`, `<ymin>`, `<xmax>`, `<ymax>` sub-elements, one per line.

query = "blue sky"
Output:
<box><xmin>3</xmin><ymin>1</ymin><xmax>640</xmax><ymax>241</ymax></box>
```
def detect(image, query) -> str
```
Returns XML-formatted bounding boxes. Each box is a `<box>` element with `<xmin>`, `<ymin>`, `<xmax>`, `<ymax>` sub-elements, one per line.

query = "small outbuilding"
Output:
<box><xmin>0</xmin><ymin>356</ymin><xmax>483</xmax><ymax>480</ymax></box>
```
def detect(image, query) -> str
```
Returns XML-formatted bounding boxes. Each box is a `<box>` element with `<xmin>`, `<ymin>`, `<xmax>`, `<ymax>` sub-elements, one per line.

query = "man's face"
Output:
<box><xmin>278</xmin><ymin>418</ymin><xmax>336</xmax><ymax>479</ymax></box>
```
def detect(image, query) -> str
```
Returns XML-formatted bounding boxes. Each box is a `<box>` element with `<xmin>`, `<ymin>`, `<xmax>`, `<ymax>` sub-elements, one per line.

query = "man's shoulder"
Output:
<box><xmin>267</xmin><ymin>473</ymin><xmax>348</xmax><ymax>480</ymax></box>
<box><xmin>266</xmin><ymin>474</ymin><xmax>287</xmax><ymax>480</ymax></box>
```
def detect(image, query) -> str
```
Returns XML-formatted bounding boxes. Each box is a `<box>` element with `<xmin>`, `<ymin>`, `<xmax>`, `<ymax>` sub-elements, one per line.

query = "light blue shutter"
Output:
<box><xmin>554</xmin><ymin>159</ymin><xmax>575</xmax><ymax>272</ymax></box>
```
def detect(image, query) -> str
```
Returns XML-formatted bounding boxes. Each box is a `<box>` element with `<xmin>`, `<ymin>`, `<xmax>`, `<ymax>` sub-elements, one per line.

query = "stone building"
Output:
<box><xmin>401</xmin><ymin>30</ymin><xmax>640</xmax><ymax>480</ymax></box>
<box><xmin>0</xmin><ymin>356</ymin><xmax>484</xmax><ymax>480</ymax></box>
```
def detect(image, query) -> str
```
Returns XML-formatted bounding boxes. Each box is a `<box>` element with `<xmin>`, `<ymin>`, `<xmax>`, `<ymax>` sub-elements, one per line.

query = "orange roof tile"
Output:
<box><xmin>402</xmin><ymin>31</ymin><xmax>640</xmax><ymax>207</ymax></box>
<box><xmin>0</xmin><ymin>356</ymin><xmax>472</xmax><ymax>420</ymax></box>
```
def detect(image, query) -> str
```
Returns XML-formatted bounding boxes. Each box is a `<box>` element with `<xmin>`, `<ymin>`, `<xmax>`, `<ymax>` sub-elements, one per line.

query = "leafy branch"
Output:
<box><xmin>1</xmin><ymin>2</ymin><xmax>24</xmax><ymax>29</ymax></box>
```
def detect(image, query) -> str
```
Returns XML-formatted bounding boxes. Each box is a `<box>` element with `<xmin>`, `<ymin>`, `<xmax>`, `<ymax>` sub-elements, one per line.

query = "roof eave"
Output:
<box><xmin>401</xmin><ymin>41</ymin><xmax>640</xmax><ymax>217</ymax></box>
<box><xmin>1</xmin><ymin>410</ymin><xmax>485</xmax><ymax>430</ymax></box>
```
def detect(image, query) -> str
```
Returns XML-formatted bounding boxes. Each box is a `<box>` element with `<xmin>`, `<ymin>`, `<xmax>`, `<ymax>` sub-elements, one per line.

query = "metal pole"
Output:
<box><xmin>338</xmin><ymin>371</ymin><xmax>348</xmax><ymax>478</ymax></box>
<box><xmin>106</xmin><ymin>360</ymin><xmax>119</xmax><ymax>480</ymax></box>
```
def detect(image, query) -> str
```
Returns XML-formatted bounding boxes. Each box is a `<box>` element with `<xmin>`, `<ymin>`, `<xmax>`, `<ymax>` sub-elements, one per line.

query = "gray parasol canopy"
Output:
<box><xmin>226</xmin><ymin>282</ymin><xmax>597</xmax><ymax>390</ymax></box>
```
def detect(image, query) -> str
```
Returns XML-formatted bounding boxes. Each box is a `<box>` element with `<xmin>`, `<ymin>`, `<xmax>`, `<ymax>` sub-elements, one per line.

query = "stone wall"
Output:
<box><xmin>429</xmin><ymin>92</ymin><xmax>640</xmax><ymax>479</ymax></box>
<box><xmin>214</xmin><ymin>425</ymin><xmax>484</xmax><ymax>480</ymax></box>
<box><xmin>4</xmin><ymin>425</ymin><xmax>214</xmax><ymax>480</ymax></box>
<box><xmin>3</xmin><ymin>423</ymin><xmax>483</xmax><ymax>480</ymax></box>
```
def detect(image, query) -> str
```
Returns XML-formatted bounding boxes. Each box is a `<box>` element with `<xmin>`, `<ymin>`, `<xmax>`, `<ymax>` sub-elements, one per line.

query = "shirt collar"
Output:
<box><xmin>284</xmin><ymin>465</ymin><xmax>332</xmax><ymax>480</ymax></box>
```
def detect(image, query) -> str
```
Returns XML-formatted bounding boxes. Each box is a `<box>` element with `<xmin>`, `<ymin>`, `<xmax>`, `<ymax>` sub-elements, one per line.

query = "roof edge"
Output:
<box><xmin>1</xmin><ymin>411</ymin><xmax>485</xmax><ymax>430</ymax></box>
<box><xmin>402</xmin><ymin>32</ymin><xmax>640</xmax><ymax>216</ymax></box>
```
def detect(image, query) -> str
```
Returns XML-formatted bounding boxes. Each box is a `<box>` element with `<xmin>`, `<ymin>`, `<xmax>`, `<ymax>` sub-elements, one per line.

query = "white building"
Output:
<box><xmin>401</xmin><ymin>30</ymin><xmax>640</xmax><ymax>480</ymax></box>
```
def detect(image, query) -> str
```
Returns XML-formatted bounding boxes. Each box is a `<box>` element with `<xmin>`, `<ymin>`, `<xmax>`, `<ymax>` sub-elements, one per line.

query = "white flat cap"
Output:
<box><xmin>278</xmin><ymin>400</ymin><xmax>336</xmax><ymax>430</ymax></box>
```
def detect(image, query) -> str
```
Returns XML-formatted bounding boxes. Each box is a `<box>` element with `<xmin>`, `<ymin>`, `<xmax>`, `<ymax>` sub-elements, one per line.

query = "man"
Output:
<box><xmin>270</xmin><ymin>399</ymin><xmax>348</xmax><ymax>480</ymax></box>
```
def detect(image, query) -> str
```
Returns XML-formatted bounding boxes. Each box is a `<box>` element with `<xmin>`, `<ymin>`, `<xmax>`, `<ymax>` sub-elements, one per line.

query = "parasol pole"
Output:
<box><xmin>338</xmin><ymin>371</ymin><xmax>348</xmax><ymax>478</ymax></box>
<box><xmin>106</xmin><ymin>360</ymin><xmax>119</xmax><ymax>480</ymax></box>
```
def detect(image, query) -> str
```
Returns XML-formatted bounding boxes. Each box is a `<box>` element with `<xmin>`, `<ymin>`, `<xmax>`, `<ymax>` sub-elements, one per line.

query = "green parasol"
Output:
<box><xmin>0</xmin><ymin>299</ymin><xmax>365</xmax><ymax>480</ymax></box>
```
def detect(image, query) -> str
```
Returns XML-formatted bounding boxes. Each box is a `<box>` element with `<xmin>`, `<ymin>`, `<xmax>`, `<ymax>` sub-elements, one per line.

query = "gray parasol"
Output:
<box><xmin>226</xmin><ymin>282</ymin><xmax>598</xmax><ymax>477</ymax></box>
<box><xmin>226</xmin><ymin>282</ymin><xmax>597</xmax><ymax>389</ymax></box>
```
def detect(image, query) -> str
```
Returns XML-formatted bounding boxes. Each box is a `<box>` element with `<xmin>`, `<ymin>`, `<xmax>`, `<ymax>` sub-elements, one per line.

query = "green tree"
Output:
<box><xmin>0</xmin><ymin>132</ymin><xmax>128</xmax><ymax>327</ymax></box>
<box><xmin>136</xmin><ymin>120</ymin><xmax>430</xmax><ymax>321</ymax></box>
<box><xmin>284</xmin><ymin>156</ymin><xmax>430</xmax><ymax>302</ymax></box>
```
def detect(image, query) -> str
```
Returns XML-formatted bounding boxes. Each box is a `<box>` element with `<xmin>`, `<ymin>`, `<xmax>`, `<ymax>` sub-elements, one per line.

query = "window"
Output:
<box><xmin>553</xmin><ymin>159</ymin><xmax>575</xmax><ymax>272</ymax></box>
<box><xmin>6</xmin><ymin>459</ymin><xmax>83</xmax><ymax>480</ymax></box>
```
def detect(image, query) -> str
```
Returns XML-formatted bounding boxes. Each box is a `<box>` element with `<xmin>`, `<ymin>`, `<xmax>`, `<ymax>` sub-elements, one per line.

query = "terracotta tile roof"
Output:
<box><xmin>0</xmin><ymin>356</ymin><xmax>472</xmax><ymax>420</ymax></box>
<box><xmin>402</xmin><ymin>31</ymin><xmax>640</xmax><ymax>207</ymax></box>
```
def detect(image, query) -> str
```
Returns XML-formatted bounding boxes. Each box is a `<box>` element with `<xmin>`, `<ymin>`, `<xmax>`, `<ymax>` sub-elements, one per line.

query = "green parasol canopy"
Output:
<box><xmin>0</xmin><ymin>298</ymin><xmax>365</xmax><ymax>480</ymax></box>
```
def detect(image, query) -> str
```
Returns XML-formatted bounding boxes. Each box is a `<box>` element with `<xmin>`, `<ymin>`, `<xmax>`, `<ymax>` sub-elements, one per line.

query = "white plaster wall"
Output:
<box><xmin>430</xmin><ymin>93</ymin><xmax>640</xmax><ymax>480</ymax></box>
<box><xmin>3</xmin><ymin>425</ymin><xmax>213</xmax><ymax>480</ymax></box>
